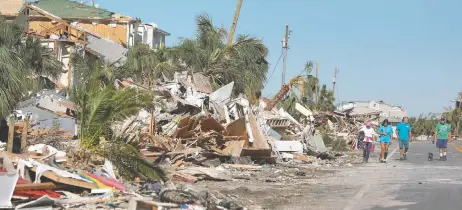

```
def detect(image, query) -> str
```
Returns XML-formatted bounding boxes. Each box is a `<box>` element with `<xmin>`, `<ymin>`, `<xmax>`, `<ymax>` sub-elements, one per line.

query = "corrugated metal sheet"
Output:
<box><xmin>86</xmin><ymin>34</ymin><xmax>128</xmax><ymax>66</ymax></box>
<box><xmin>21</xmin><ymin>106</ymin><xmax>75</xmax><ymax>131</ymax></box>
<box><xmin>17</xmin><ymin>90</ymin><xmax>75</xmax><ymax>131</ymax></box>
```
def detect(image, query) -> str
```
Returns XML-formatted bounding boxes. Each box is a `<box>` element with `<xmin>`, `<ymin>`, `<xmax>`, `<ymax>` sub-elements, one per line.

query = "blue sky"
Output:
<box><xmin>96</xmin><ymin>0</ymin><xmax>462</xmax><ymax>116</ymax></box>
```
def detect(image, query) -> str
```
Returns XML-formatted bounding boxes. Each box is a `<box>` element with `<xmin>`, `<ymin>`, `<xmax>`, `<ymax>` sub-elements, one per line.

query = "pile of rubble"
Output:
<box><xmin>0</xmin><ymin>72</ymin><xmax>362</xmax><ymax>209</ymax></box>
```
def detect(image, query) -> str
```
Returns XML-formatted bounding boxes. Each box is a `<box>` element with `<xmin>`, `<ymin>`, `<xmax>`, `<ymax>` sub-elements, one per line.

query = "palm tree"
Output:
<box><xmin>0</xmin><ymin>16</ymin><xmax>62</xmax><ymax>117</ymax></box>
<box><xmin>71</xmin><ymin>55</ymin><xmax>166</xmax><ymax>181</ymax></box>
<box><xmin>115</xmin><ymin>43</ymin><xmax>179</xmax><ymax>87</ymax></box>
<box><xmin>174</xmin><ymin>14</ymin><xmax>269</xmax><ymax>97</ymax></box>
<box><xmin>317</xmin><ymin>85</ymin><xmax>335</xmax><ymax>112</ymax></box>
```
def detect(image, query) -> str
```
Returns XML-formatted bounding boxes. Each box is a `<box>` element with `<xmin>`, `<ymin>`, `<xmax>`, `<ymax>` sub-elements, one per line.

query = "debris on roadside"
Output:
<box><xmin>0</xmin><ymin>73</ymin><xmax>362</xmax><ymax>209</ymax></box>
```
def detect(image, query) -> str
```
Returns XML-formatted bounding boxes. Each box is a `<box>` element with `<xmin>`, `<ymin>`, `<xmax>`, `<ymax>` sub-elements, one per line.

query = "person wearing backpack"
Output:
<box><xmin>357</xmin><ymin>130</ymin><xmax>365</xmax><ymax>150</ymax></box>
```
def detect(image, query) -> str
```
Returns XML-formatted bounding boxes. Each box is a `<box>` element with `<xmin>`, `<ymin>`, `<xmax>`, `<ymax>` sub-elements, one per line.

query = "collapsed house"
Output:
<box><xmin>3</xmin><ymin>0</ymin><xmax>170</xmax><ymax>88</ymax></box>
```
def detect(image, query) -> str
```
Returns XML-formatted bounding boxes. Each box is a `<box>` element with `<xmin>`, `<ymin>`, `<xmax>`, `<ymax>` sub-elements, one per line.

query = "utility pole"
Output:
<box><xmin>332</xmin><ymin>68</ymin><xmax>339</xmax><ymax>98</ymax></box>
<box><xmin>226</xmin><ymin>0</ymin><xmax>243</xmax><ymax>46</ymax></box>
<box><xmin>315</xmin><ymin>62</ymin><xmax>319</xmax><ymax>105</ymax></box>
<box><xmin>281</xmin><ymin>24</ymin><xmax>289</xmax><ymax>88</ymax></box>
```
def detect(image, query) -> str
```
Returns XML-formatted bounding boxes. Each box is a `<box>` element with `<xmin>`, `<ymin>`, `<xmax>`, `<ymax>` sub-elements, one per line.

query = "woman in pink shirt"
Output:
<box><xmin>360</xmin><ymin>121</ymin><xmax>376</xmax><ymax>163</ymax></box>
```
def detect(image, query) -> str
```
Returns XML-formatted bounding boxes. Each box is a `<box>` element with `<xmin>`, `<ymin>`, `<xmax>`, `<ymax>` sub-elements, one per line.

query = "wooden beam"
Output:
<box><xmin>25</xmin><ymin>5</ymin><xmax>87</xmax><ymax>43</ymax></box>
<box><xmin>21</xmin><ymin>119</ymin><xmax>29</xmax><ymax>151</ymax></box>
<box><xmin>7</xmin><ymin>117</ymin><xmax>15</xmax><ymax>153</ymax></box>
<box><xmin>15</xmin><ymin>182</ymin><xmax>56</xmax><ymax>191</ymax></box>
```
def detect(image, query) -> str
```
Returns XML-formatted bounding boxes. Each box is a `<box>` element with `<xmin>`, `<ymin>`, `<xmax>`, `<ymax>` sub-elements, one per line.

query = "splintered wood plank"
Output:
<box><xmin>7</xmin><ymin>117</ymin><xmax>15</xmax><ymax>152</ymax></box>
<box><xmin>21</xmin><ymin>119</ymin><xmax>29</xmax><ymax>151</ymax></box>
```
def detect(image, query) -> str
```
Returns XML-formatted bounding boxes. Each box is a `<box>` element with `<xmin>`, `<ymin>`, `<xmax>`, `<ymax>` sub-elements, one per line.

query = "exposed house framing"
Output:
<box><xmin>22</xmin><ymin>5</ymin><xmax>88</xmax><ymax>44</ymax></box>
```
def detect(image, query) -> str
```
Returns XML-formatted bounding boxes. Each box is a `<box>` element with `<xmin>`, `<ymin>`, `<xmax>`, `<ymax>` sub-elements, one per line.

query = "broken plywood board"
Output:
<box><xmin>225</xmin><ymin>118</ymin><xmax>249</xmax><ymax>143</ymax></box>
<box><xmin>30</xmin><ymin>167</ymin><xmax>97</xmax><ymax>190</ymax></box>
<box><xmin>248</xmin><ymin>112</ymin><xmax>271</xmax><ymax>150</ymax></box>
<box><xmin>222</xmin><ymin>140</ymin><xmax>245</xmax><ymax>157</ymax></box>
<box><xmin>172</xmin><ymin>116</ymin><xmax>195</xmax><ymax>138</ymax></box>
<box><xmin>200</xmin><ymin>117</ymin><xmax>224</xmax><ymax>133</ymax></box>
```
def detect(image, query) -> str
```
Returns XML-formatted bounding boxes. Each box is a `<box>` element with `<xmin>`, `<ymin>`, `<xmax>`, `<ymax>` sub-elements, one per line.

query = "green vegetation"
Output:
<box><xmin>0</xmin><ymin>17</ymin><xmax>62</xmax><ymax>117</ymax></box>
<box><xmin>116</xmin><ymin>14</ymin><xmax>269</xmax><ymax>98</ymax></box>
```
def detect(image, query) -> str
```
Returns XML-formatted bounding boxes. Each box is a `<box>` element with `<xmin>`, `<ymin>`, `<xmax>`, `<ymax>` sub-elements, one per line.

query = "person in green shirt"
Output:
<box><xmin>435</xmin><ymin>116</ymin><xmax>452</xmax><ymax>161</ymax></box>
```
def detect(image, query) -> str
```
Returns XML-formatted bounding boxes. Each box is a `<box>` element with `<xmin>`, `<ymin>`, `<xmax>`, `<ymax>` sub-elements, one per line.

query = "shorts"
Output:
<box><xmin>436</xmin><ymin>139</ymin><xmax>448</xmax><ymax>149</ymax></box>
<box><xmin>399</xmin><ymin>140</ymin><xmax>409</xmax><ymax>149</ymax></box>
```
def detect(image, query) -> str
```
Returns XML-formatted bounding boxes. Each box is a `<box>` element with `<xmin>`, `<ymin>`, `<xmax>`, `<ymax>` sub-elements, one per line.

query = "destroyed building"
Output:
<box><xmin>1</xmin><ymin>0</ymin><xmax>170</xmax><ymax>88</ymax></box>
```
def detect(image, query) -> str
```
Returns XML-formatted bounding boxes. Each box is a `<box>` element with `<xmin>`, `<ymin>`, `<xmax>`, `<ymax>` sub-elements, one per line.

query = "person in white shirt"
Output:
<box><xmin>360</xmin><ymin>121</ymin><xmax>376</xmax><ymax>163</ymax></box>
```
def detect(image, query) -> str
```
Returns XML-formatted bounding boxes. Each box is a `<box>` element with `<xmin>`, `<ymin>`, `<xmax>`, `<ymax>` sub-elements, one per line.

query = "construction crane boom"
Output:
<box><xmin>264</xmin><ymin>76</ymin><xmax>304</xmax><ymax>111</ymax></box>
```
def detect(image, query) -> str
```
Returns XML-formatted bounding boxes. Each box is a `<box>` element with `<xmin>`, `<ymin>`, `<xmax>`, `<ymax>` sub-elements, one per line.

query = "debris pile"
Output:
<box><xmin>0</xmin><ymin>72</ymin><xmax>362</xmax><ymax>209</ymax></box>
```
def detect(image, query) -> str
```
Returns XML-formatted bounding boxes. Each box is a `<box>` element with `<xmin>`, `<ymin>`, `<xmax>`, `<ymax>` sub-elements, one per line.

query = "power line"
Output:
<box><xmin>264</xmin><ymin>50</ymin><xmax>283</xmax><ymax>86</ymax></box>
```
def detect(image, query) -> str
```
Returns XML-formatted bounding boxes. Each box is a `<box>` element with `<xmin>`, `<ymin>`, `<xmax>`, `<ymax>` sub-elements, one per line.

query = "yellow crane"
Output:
<box><xmin>264</xmin><ymin>76</ymin><xmax>305</xmax><ymax>111</ymax></box>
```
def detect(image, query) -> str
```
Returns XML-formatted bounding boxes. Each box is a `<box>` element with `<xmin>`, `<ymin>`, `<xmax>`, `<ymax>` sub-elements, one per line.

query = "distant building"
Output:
<box><xmin>136</xmin><ymin>23</ymin><xmax>170</xmax><ymax>49</ymax></box>
<box><xmin>337</xmin><ymin>100</ymin><xmax>407</xmax><ymax>120</ymax></box>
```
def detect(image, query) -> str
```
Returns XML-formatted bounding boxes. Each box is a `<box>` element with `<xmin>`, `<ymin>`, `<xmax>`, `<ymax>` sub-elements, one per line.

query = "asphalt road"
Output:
<box><xmin>310</xmin><ymin>140</ymin><xmax>462</xmax><ymax>210</ymax></box>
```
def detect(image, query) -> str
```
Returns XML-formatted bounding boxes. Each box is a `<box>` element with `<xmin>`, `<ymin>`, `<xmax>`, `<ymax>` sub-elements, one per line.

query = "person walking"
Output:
<box><xmin>360</xmin><ymin>121</ymin><xmax>376</xmax><ymax>163</ymax></box>
<box><xmin>396</xmin><ymin>117</ymin><xmax>412</xmax><ymax>160</ymax></box>
<box><xmin>435</xmin><ymin>116</ymin><xmax>451</xmax><ymax>161</ymax></box>
<box><xmin>377</xmin><ymin>119</ymin><xmax>394</xmax><ymax>163</ymax></box>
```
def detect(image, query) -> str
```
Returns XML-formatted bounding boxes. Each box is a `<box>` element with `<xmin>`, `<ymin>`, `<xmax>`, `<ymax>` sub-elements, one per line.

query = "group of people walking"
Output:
<box><xmin>358</xmin><ymin>116</ymin><xmax>452</xmax><ymax>163</ymax></box>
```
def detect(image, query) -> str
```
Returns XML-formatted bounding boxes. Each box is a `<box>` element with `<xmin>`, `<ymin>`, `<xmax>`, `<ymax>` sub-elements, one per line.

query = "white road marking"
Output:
<box><xmin>386</xmin><ymin>146</ymin><xmax>399</xmax><ymax>161</ymax></box>
<box><xmin>342</xmin><ymin>146</ymin><xmax>399</xmax><ymax>210</ymax></box>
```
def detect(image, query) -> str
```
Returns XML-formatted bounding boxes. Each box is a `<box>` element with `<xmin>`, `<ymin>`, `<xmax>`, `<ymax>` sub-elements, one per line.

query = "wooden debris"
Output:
<box><xmin>293</xmin><ymin>153</ymin><xmax>317</xmax><ymax>163</ymax></box>
<box><xmin>15</xmin><ymin>182</ymin><xmax>56</xmax><ymax>191</ymax></box>
<box><xmin>30</xmin><ymin>167</ymin><xmax>97</xmax><ymax>190</ymax></box>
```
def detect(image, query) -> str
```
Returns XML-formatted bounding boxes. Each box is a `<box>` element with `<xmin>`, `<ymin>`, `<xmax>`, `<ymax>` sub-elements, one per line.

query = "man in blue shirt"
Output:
<box><xmin>396</xmin><ymin>117</ymin><xmax>412</xmax><ymax>160</ymax></box>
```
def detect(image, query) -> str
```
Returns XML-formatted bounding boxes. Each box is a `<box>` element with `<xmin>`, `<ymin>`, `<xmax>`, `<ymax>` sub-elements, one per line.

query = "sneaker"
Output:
<box><xmin>440</xmin><ymin>156</ymin><xmax>443</xmax><ymax>161</ymax></box>
<box><xmin>399</xmin><ymin>157</ymin><xmax>404</xmax><ymax>161</ymax></box>
<box><xmin>403</xmin><ymin>154</ymin><xmax>407</xmax><ymax>160</ymax></box>
<box><xmin>443</xmin><ymin>155</ymin><xmax>447</xmax><ymax>161</ymax></box>
<box><xmin>380</xmin><ymin>160</ymin><xmax>386</xmax><ymax>163</ymax></box>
